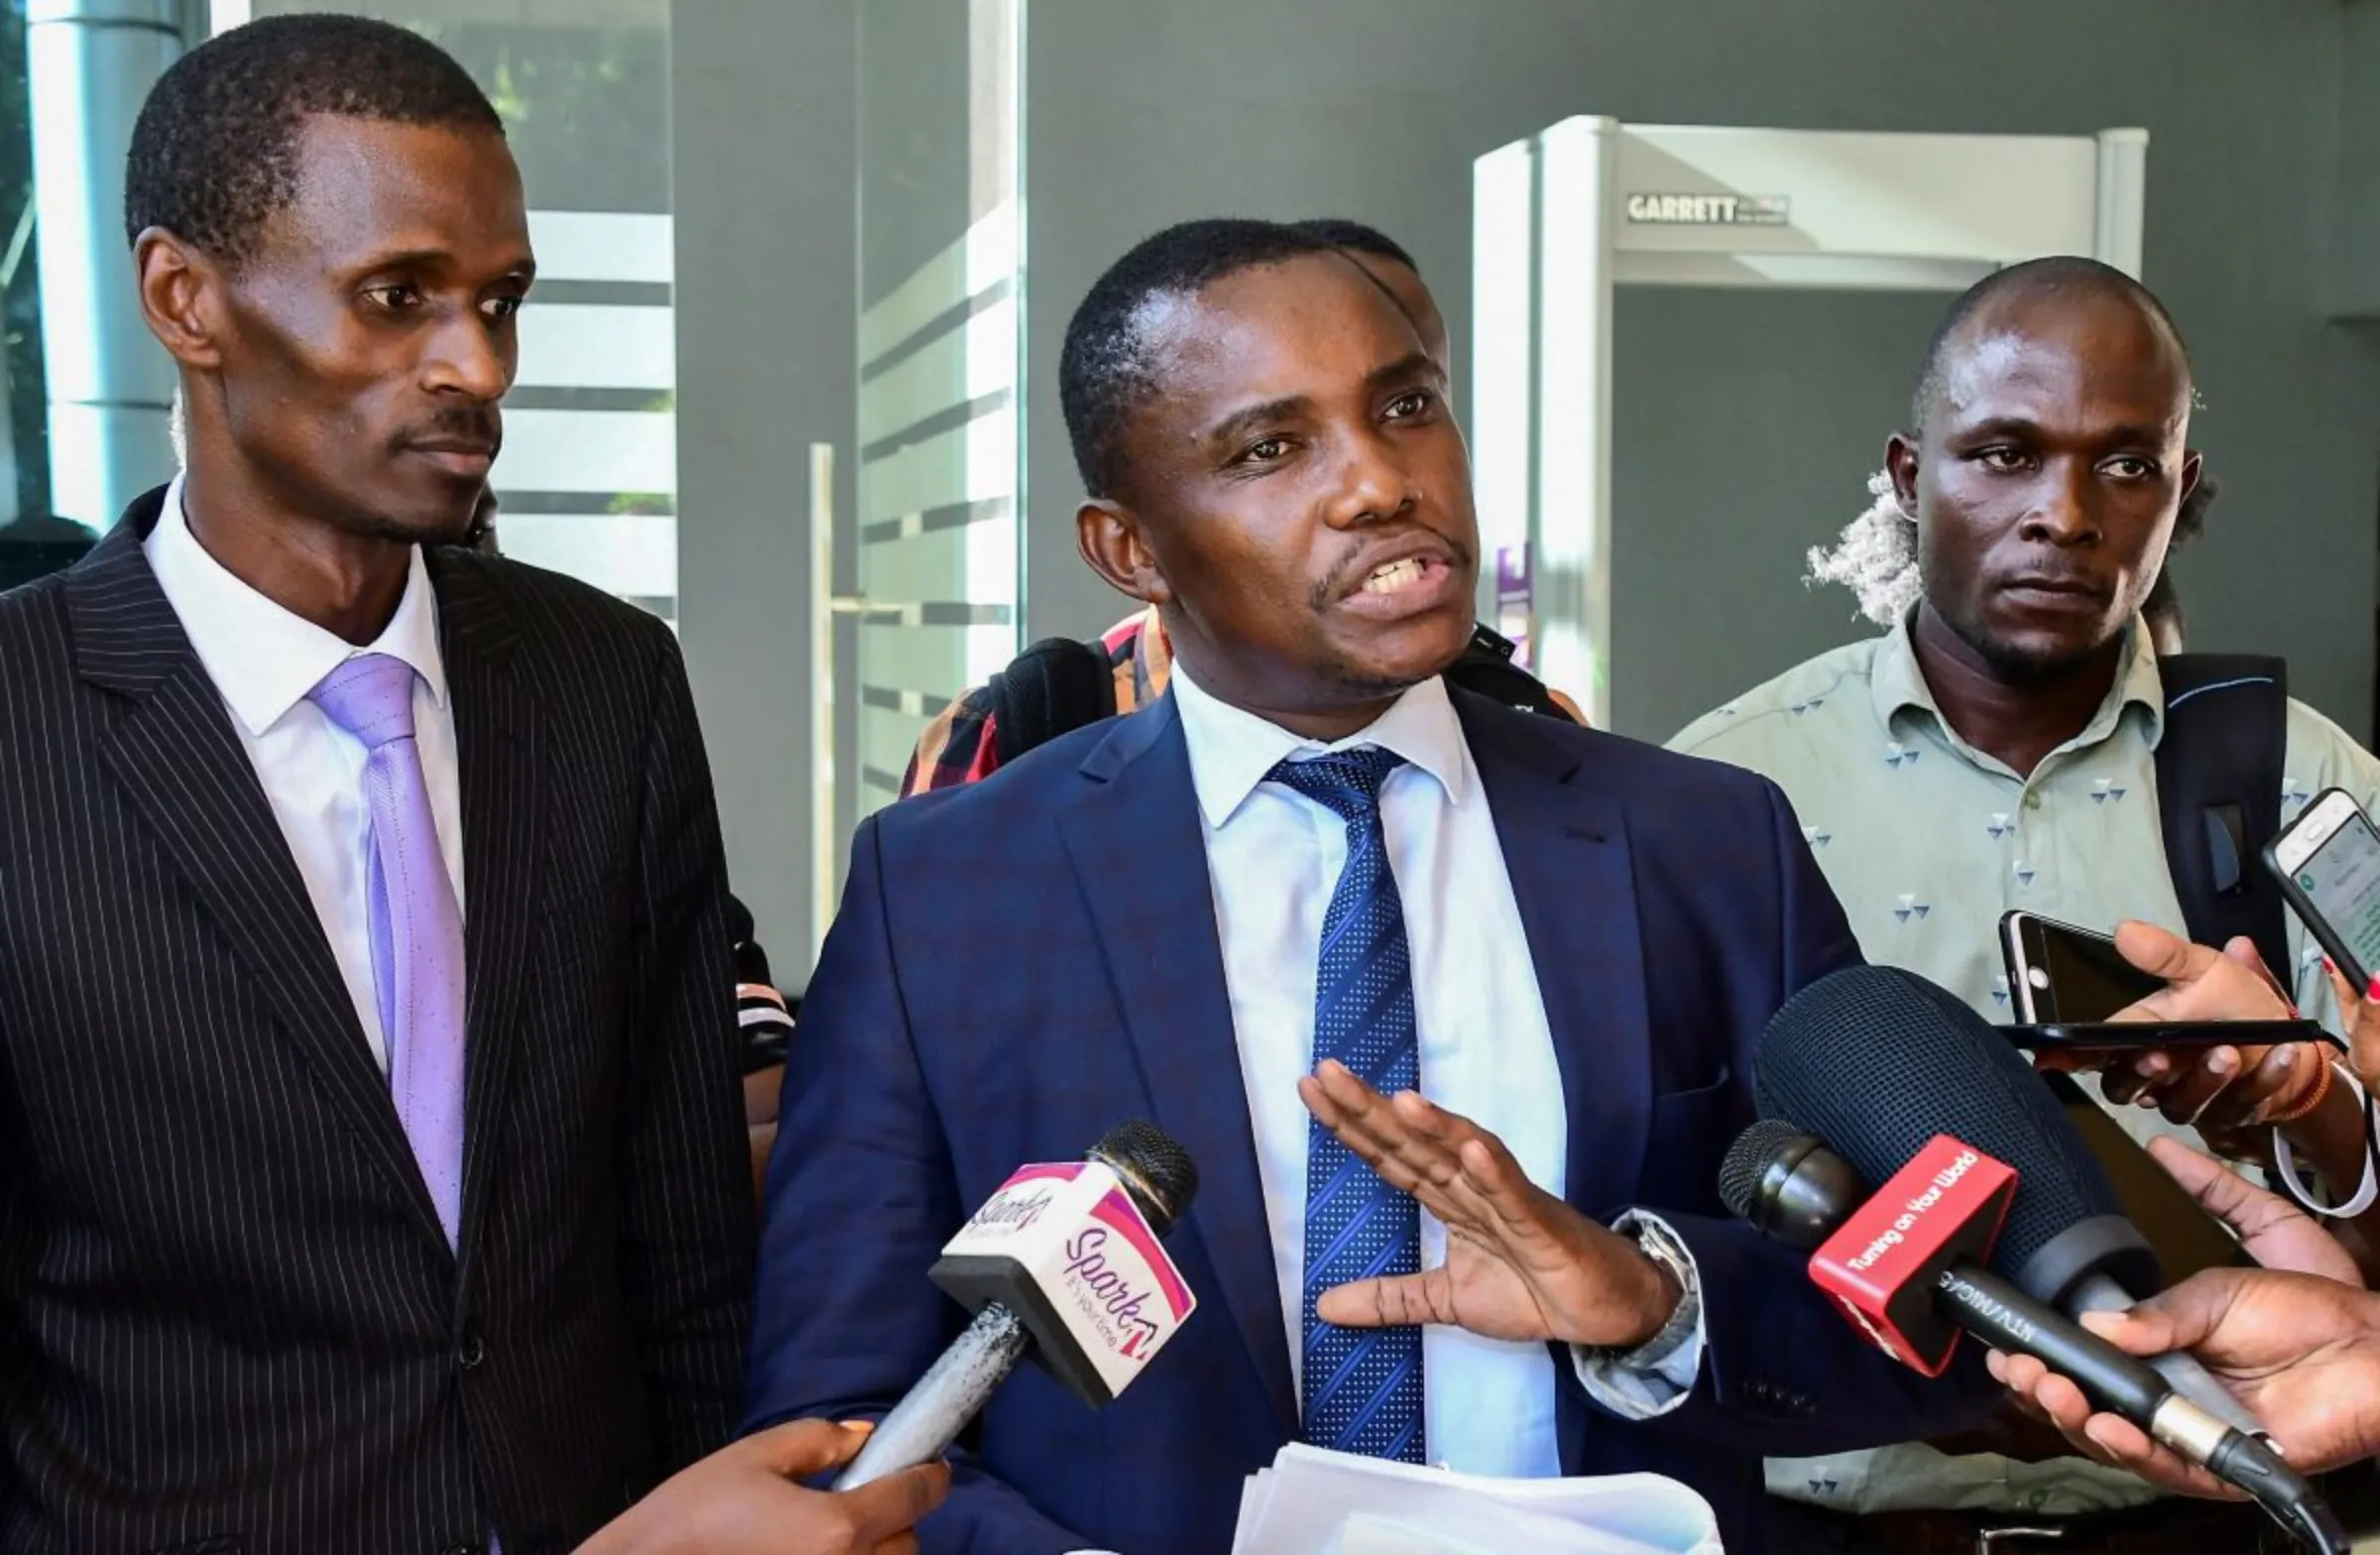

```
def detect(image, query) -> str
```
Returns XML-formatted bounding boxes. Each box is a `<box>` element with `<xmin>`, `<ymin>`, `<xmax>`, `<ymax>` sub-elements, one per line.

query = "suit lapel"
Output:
<box><xmin>1055</xmin><ymin>698</ymin><xmax>1299</xmax><ymax>1434</ymax></box>
<box><xmin>1455</xmin><ymin>694</ymin><xmax>1653</xmax><ymax>1217</ymax></box>
<box><xmin>423</xmin><ymin>552</ymin><xmax>541</xmax><ymax>1288</ymax></box>
<box><xmin>70</xmin><ymin>504</ymin><xmax>447</xmax><ymax>1248</ymax></box>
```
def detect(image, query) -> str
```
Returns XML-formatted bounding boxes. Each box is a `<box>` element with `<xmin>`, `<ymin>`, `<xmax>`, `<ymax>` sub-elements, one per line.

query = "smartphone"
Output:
<box><xmin>2265</xmin><ymin>786</ymin><xmax>2380</xmax><ymax>991</ymax></box>
<box><xmin>1999</xmin><ymin>910</ymin><xmax>2164</xmax><ymax>1023</ymax></box>
<box><xmin>2013</xmin><ymin>1019</ymin><xmax>2325</xmax><ymax>1054</ymax></box>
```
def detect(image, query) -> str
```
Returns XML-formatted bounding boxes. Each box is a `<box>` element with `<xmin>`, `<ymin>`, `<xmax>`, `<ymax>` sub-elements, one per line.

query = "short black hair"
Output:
<box><xmin>125</xmin><ymin>14</ymin><xmax>504</xmax><ymax>268</ymax></box>
<box><xmin>1289</xmin><ymin>218</ymin><xmax>1419</xmax><ymax>275</ymax></box>
<box><xmin>1060</xmin><ymin>218</ymin><xmax>1337</xmax><ymax>500</ymax></box>
<box><xmin>1910</xmin><ymin>256</ymin><xmax>2190</xmax><ymax>433</ymax></box>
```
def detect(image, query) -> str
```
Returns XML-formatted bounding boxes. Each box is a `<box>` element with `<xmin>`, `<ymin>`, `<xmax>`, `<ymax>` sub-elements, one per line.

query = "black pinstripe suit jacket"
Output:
<box><xmin>0</xmin><ymin>489</ymin><xmax>755</xmax><ymax>1555</ymax></box>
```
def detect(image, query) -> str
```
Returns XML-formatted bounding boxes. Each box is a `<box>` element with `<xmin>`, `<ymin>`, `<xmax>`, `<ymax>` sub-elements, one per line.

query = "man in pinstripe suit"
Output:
<box><xmin>0</xmin><ymin>17</ymin><xmax>949</xmax><ymax>1555</ymax></box>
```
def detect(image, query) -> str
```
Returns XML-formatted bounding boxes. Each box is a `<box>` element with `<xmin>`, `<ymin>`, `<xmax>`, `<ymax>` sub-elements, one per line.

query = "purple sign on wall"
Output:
<box><xmin>1494</xmin><ymin>543</ymin><xmax>1532</xmax><ymax>670</ymax></box>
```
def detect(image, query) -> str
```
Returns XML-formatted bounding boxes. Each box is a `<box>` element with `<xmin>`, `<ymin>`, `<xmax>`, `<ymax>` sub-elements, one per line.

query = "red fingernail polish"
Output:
<box><xmin>2324</xmin><ymin>957</ymin><xmax>2336</xmax><ymax>975</ymax></box>
<box><xmin>2367</xmin><ymin>975</ymin><xmax>2380</xmax><ymax>1001</ymax></box>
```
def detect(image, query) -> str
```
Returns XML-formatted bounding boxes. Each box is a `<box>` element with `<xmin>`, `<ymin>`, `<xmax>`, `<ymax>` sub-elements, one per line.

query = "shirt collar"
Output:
<box><xmin>1867</xmin><ymin>604</ymin><xmax>2167</xmax><ymax>754</ymax></box>
<box><xmin>145</xmin><ymin>470</ymin><xmax>450</xmax><ymax>739</ymax></box>
<box><xmin>1168</xmin><ymin>658</ymin><xmax>1470</xmax><ymax>830</ymax></box>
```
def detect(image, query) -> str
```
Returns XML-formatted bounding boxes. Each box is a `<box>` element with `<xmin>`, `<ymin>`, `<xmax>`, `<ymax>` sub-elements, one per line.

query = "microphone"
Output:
<box><xmin>1740</xmin><ymin>969</ymin><xmax>2348</xmax><ymax>1549</ymax></box>
<box><xmin>1751</xmin><ymin>965</ymin><xmax>2257</xmax><ymax>1431</ymax></box>
<box><xmin>1720</xmin><ymin>1120</ymin><xmax>2343</xmax><ymax>1552</ymax></box>
<box><xmin>832</xmin><ymin>1120</ymin><xmax>1200</xmax><ymax>1490</ymax></box>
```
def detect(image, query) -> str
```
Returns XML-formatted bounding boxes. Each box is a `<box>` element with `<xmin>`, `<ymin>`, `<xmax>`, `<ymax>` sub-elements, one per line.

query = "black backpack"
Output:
<box><xmin>2153</xmin><ymin>654</ymin><xmax>2291</xmax><ymax>981</ymax></box>
<box><xmin>984</xmin><ymin>621</ymin><xmax>1574</xmax><ymax>770</ymax></box>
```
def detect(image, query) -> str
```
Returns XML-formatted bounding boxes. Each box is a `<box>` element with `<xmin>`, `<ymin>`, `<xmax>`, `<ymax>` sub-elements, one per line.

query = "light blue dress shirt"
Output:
<box><xmin>1168</xmin><ymin>662</ymin><xmax>1703</xmax><ymax>1479</ymax></box>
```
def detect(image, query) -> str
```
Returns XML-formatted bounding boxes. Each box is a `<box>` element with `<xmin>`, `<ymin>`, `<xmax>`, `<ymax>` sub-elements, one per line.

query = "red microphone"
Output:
<box><xmin>1806</xmin><ymin>1134</ymin><xmax>2017</xmax><ymax>1376</ymax></box>
<box><xmin>1722</xmin><ymin>1118</ymin><xmax>2347</xmax><ymax>1552</ymax></box>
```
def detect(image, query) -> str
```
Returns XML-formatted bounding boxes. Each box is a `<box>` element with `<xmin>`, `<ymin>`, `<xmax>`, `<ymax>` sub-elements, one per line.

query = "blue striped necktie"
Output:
<box><xmin>1270</xmin><ymin>746</ymin><xmax>1425</xmax><ymax>1465</ymax></box>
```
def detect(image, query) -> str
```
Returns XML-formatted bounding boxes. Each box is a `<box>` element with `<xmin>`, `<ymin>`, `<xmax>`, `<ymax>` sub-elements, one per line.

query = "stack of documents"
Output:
<box><xmin>1230</xmin><ymin>1444</ymin><xmax>1725</xmax><ymax>1554</ymax></box>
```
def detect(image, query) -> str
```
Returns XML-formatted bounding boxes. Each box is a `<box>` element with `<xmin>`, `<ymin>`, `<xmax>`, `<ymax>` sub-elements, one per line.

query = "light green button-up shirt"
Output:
<box><xmin>1670</xmin><ymin>610</ymin><xmax>2380</xmax><ymax>1515</ymax></box>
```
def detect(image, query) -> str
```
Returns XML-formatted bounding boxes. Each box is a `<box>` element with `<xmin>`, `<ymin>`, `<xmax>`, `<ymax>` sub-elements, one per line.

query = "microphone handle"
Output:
<box><xmin>2066</xmin><ymin>1270</ymin><xmax>2266</xmax><ymax>1438</ymax></box>
<box><xmin>1934</xmin><ymin>1263</ymin><xmax>2169</xmax><ymax>1421</ymax></box>
<box><xmin>831</xmin><ymin>1301</ymin><xmax>1033</xmax><ymax>1491</ymax></box>
<box><xmin>1938</xmin><ymin>1263</ymin><xmax>2349</xmax><ymax>1549</ymax></box>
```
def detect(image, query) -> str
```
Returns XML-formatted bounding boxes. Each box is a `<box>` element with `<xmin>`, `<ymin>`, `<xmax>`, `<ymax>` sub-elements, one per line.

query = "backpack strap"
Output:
<box><xmin>987</xmin><ymin>637</ymin><xmax>1120</xmax><ymax>767</ymax></box>
<box><xmin>2153</xmin><ymin>654</ymin><xmax>2291</xmax><ymax>982</ymax></box>
<box><xmin>1441</xmin><ymin>624</ymin><xmax>1578</xmax><ymax>724</ymax></box>
<box><xmin>985</xmin><ymin>621</ymin><xmax>1574</xmax><ymax>768</ymax></box>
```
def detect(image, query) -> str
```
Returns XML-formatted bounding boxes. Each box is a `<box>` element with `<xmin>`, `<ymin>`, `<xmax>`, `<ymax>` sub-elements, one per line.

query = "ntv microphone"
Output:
<box><xmin>1738</xmin><ymin>968</ymin><xmax>2345</xmax><ymax>1552</ymax></box>
<box><xmin>1754</xmin><ymin>965</ymin><xmax>2259</xmax><ymax>1427</ymax></box>
<box><xmin>1718</xmin><ymin>1123</ymin><xmax>2275</xmax><ymax>1462</ymax></box>
<box><xmin>833</xmin><ymin>1120</ymin><xmax>1200</xmax><ymax>1490</ymax></box>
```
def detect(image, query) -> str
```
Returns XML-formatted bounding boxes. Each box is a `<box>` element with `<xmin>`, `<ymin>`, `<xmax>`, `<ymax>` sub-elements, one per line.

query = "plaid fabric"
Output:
<box><xmin>893</xmin><ymin>602</ymin><xmax>1593</xmax><ymax>797</ymax></box>
<box><xmin>898</xmin><ymin>604</ymin><xmax>1170</xmax><ymax>797</ymax></box>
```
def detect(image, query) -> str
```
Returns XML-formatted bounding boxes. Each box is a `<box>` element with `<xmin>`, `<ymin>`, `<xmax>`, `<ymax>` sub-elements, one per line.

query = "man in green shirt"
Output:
<box><xmin>1673</xmin><ymin>257</ymin><xmax>2380</xmax><ymax>1553</ymax></box>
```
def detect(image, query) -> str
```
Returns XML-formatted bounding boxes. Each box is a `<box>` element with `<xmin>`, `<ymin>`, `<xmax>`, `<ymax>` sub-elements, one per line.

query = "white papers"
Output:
<box><xmin>1231</xmin><ymin>1444</ymin><xmax>1725</xmax><ymax>1555</ymax></box>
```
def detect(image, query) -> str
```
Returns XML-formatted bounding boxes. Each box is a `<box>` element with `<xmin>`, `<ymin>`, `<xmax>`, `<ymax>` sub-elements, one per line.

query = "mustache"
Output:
<box><xmin>1311</xmin><ymin>531</ymin><xmax>1475</xmax><ymax>605</ymax></box>
<box><xmin>389</xmin><ymin>407</ymin><xmax>502</xmax><ymax>457</ymax></box>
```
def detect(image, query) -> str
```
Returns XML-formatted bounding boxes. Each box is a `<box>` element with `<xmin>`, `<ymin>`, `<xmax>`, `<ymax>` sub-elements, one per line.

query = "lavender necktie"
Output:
<box><xmin>309</xmin><ymin>653</ymin><xmax>466</xmax><ymax>1247</ymax></box>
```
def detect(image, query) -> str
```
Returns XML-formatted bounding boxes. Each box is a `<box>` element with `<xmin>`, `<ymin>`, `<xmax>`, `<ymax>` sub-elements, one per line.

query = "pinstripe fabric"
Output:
<box><xmin>0</xmin><ymin>489</ymin><xmax>753</xmax><ymax>1555</ymax></box>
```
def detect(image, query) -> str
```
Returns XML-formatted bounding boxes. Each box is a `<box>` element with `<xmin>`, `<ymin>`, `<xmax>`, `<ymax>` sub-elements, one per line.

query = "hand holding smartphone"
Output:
<box><xmin>1998</xmin><ymin>911</ymin><xmax>2323</xmax><ymax>1052</ymax></box>
<box><xmin>2265</xmin><ymin>786</ymin><xmax>2380</xmax><ymax>993</ymax></box>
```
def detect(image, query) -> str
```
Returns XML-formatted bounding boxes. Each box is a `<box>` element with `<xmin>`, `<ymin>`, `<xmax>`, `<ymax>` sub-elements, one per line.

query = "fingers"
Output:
<box><xmin>2146</xmin><ymin>1047</ymin><xmax>2245</xmax><ymax>1124</ymax></box>
<box><xmin>1300</xmin><ymin>1063</ymin><xmax>1529</xmax><ymax>1230</ymax></box>
<box><xmin>840</xmin><ymin>1461</ymin><xmax>953</xmax><ymax>1545</ymax></box>
<box><xmin>1316</xmin><ymin>1268</ymin><xmax>1454</xmax><ymax>1329</ymax></box>
<box><xmin>1297</xmin><ymin>1066</ymin><xmax>1440</xmax><ymax>1198</ymax></box>
<box><xmin>2113</xmin><ymin>920</ymin><xmax>2201</xmax><ymax>986</ymax></box>
<box><xmin>751</xmin><ymin>1417</ymin><xmax>873</xmax><ymax>1478</ymax></box>
<box><xmin>2147</xmin><ymin>1137</ymin><xmax>2337</xmax><ymax>1271</ymax></box>
<box><xmin>2149</xmin><ymin>1136</ymin><xmax>2245</xmax><ymax>1206</ymax></box>
<box><xmin>2109</xmin><ymin>921</ymin><xmax>2291</xmax><ymax>1024</ymax></box>
<box><xmin>2331</xmin><ymin>960</ymin><xmax>2380</xmax><ymax>1084</ymax></box>
<box><xmin>2084</xmin><ymin>1277</ymin><xmax>2230</xmax><ymax>1358</ymax></box>
<box><xmin>2104</xmin><ymin>1041</ymin><xmax>2310</xmax><ymax>1131</ymax></box>
<box><xmin>2221</xmin><ymin>936</ymin><xmax>2291</xmax><ymax>1006</ymax></box>
<box><xmin>1986</xmin><ymin>1349</ymin><xmax>2239</xmax><ymax>1497</ymax></box>
<box><xmin>2327</xmin><ymin>958</ymin><xmax>2360</xmax><ymax>1018</ymax></box>
<box><xmin>1988</xmin><ymin>1349</ymin><xmax>2094</xmax><ymax>1434</ymax></box>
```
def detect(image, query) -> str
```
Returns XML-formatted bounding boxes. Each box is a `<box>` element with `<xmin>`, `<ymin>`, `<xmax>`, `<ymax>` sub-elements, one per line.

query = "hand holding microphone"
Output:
<box><xmin>1741</xmin><ymin>965</ymin><xmax>2349</xmax><ymax>1550</ymax></box>
<box><xmin>1297</xmin><ymin>1059</ymin><xmax>1682</xmax><ymax>1349</ymax></box>
<box><xmin>1991</xmin><ymin>1268</ymin><xmax>2380</xmax><ymax>1491</ymax></box>
<box><xmin>574</xmin><ymin>1420</ymin><xmax>947</xmax><ymax>1555</ymax></box>
<box><xmin>832</xmin><ymin>1120</ymin><xmax>1201</xmax><ymax>1492</ymax></box>
<box><xmin>1988</xmin><ymin>1132</ymin><xmax>2377</xmax><ymax>1493</ymax></box>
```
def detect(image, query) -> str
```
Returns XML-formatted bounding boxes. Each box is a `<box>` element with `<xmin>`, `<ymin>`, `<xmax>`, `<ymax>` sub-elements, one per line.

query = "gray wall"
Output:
<box><xmin>2338</xmin><ymin>1</ymin><xmax>2380</xmax><ymax>321</ymax></box>
<box><xmin>1023</xmin><ymin>0</ymin><xmax>2380</xmax><ymax>744</ymax></box>
<box><xmin>672</xmin><ymin>0</ymin><xmax>857</xmax><ymax>966</ymax></box>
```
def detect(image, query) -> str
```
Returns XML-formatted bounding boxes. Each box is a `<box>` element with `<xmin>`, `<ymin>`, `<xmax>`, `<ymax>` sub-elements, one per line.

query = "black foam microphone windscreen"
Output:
<box><xmin>1751</xmin><ymin>964</ymin><xmax>2154</xmax><ymax>1291</ymax></box>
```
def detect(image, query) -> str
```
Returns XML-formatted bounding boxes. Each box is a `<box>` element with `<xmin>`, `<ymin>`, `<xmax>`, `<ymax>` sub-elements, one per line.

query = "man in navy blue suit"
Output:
<box><xmin>745</xmin><ymin>219</ymin><xmax>1989</xmax><ymax>1553</ymax></box>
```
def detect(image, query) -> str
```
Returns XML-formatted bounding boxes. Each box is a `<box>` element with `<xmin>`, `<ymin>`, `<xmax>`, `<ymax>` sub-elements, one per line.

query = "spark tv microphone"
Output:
<box><xmin>1741</xmin><ymin>970</ymin><xmax>2347</xmax><ymax>1552</ymax></box>
<box><xmin>1753</xmin><ymin>965</ymin><xmax>2259</xmax><ymax>1431</ymax></box>
<box><xmin>832</xmin><ymin>1120</ymin><xmax>1200</xmax><ymax>1491</ymax></box>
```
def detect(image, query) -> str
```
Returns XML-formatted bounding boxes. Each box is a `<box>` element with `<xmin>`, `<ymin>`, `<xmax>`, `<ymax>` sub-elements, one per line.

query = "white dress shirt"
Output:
<box><xmin>144</xmin><ymin>472</ymin><xmax>465</xmax><ymax>1072</ymax></box>
<box><xmin>1170</xmin><ymin>662</ymin><xmax>1703</xmax><ymax>1479</ymax></box>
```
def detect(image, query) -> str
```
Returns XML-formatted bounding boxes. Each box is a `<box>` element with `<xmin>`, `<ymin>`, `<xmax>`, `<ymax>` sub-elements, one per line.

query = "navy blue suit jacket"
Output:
<box><xmin>747</xmin><ymin>687</ymin><xmax>1988</xmax><ymax>1553</ymax></box>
